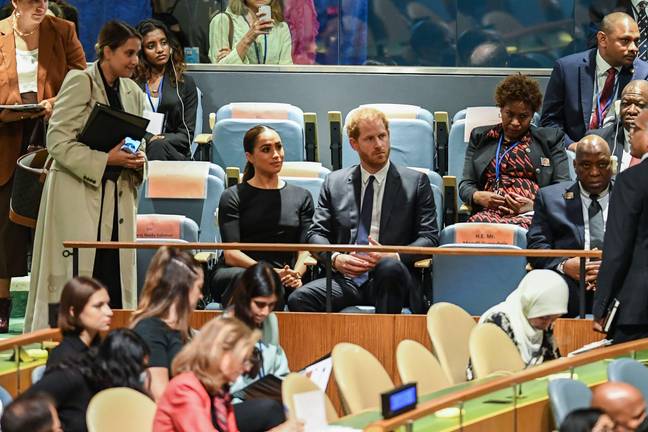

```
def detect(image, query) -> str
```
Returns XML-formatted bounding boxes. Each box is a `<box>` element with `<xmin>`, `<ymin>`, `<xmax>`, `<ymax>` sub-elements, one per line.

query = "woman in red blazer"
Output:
<box><xmin>0</xmin><ymin>0</ymin><xmax>85</xmax><ymax>331</ymax></box>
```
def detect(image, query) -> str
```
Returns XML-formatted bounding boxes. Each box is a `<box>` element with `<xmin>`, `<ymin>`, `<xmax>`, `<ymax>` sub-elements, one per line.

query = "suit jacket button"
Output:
<box><xmin>119</xmin><ymin>218</ymin><xmax>124</xmax><ymax>224</ymax></box>
<box><xmin>119</xmin><ymin>191</ymin><xmax>123</xmax><ymax>197</ymax></box>
<box><xmin>535</xmin><ymin>168</ymin><xmax>541</xmax><ymax>174</ymax></box>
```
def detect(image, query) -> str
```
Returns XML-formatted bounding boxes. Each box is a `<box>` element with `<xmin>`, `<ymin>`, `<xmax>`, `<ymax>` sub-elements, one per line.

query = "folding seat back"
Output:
<box><xmin>212</xmin><ymin>102</ymin><xmax>305</xmax><ymax>170</ymax></box>
<box><xmin>138</xmin><ymin>161</ymin><xmax>223</xmax><ymax>243</ymax></box>
<box><xmin>342</xmin><ymin>104</ymin><xmax>435</xmax><ymax>170</ymax></box>
<box><xmin>608</xmin><ymin>358</ymin><xmax>648</xmax><ymax>405</ymax></box>
<box><xmin>548</xmin><ymin>379</ymin><xmax>592</xmax><ymax>428</ymax></box>
<box><xmin>190</xmin><ymin>86</ymin><xmax>204</xmax><ymax>158</ymax></box>
<box><xmin>433</xmin><ymin>223</ymin><xmax>528</xmax><ymax>315</ymax></box>
<box><xmin>469</xmin><ymin>323</ymin><xmax>525</xmax><ymax>379</ymax></box>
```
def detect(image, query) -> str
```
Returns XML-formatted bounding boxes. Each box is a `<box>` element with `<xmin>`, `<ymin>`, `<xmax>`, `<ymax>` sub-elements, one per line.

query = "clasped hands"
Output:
<box><xmin>562</xmin><ymin>256</ymin><xmax>600</xmax><ymax>291</ymax></box>
<box><xmin>275</xmin><ymin>266</ymin><xmax>302</xmax><ymax>289</ymax></box>
<box><xmin>333</xmin><ymin>236</ymin><xmax>399</xmax><ymax>278</ymax></box>
<box><xmin>473</xmin><ymin>190</ymin><xmax>534</xmax><ymax>215</ymax></box>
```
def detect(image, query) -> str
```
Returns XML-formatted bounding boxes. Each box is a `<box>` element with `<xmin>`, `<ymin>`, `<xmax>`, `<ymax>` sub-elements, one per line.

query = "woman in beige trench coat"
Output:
<box><xmin>25</xmin><ymin>21</ymin><xmax>147</xmax><ymax>331</ymax></box>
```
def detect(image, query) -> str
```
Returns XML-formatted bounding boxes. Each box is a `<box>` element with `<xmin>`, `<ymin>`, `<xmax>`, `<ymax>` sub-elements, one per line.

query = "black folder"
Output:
<box><xmin>78</xmin><ymin>103</ymin><xmax>149</xmax><ymax>153</ymax></box>
<box><xmin>231</xmin><ymin>374</ymin><xmax>283</xmax><ymax>402</ymax></box>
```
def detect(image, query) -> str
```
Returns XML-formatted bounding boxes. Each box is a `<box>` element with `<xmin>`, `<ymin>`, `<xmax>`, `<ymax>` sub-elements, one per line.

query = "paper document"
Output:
<box><xmin>301</xmin><ymin>356</ymin><xmax>332</xmax><ymax>391</ymax></box>
<box><xmin>143</xmin><ymin>111</ymin><xmax>165</xmax><ymax>135</ymax></box>
<box><xmin>567</xmin><ymin>339</ymin><xmax>612</xmax><ymax>357</ymax></box>
<box><xmin>464</xmin><ymin>106</ymin><xmax>501</xmax><ymax>141</ymax></box>
<box><xmin>293</xmin><ymin>391</ymin><xmax>361</xmax><ymax>432</ymax></box>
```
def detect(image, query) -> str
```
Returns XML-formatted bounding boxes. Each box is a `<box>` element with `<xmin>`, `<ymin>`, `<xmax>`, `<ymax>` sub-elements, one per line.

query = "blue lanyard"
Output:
<box><xmin>244</xmin><ymin>16</ymin><xmax>268</xmax><ymax>64</ymax></box>
<box><xmin>257</xmin><ymin>342</ymin><xmax>265</xmax><ymax>378</ymax></box>
<box><xmin>495</xmin><ymin>134</ymin><xmax>521</xmax><ymax>187</ymax></box>
<box><xmin>593</xmin><ymin>72</ymin><xmax>619</xmax><ymax>129</ymax></box>
<box><xmin>145</xmin><ymin>75</ymin><xmax>163</xmax><ymax>112</ymax></box>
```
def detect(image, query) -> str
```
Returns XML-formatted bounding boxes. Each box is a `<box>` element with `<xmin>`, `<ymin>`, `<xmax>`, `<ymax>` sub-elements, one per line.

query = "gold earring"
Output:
<box><xmin>14</xmin><ymin>10</ymin><xmax>20</xmax><ymax>18</ymax></box>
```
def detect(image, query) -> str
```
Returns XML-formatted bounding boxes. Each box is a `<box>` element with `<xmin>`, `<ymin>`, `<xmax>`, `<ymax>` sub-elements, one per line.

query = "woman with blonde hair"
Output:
<box><xmin>154</xmin><ymin>317</ymin><xmax>303</xmax><ymax>432</ymax></box>
<box><xmin>208</xmin><ymin>0</ymin><xmax>292</xmax><ymax>64</ymax></box>
<box><xmin>131</xmin><ymin>246</ymin><xmax>204</xmax><ymax>401</ymax></box>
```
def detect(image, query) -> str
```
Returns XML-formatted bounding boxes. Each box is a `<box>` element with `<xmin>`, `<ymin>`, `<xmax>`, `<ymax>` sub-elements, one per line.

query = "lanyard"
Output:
<box><xmin>257</xmin><ymin>342</ymin><xmax>265</xmax><ymax>378</ymax></box>
<box><xmin>593</xmin><ymin>71</ymin><xmax>619</xmax><ymax>129</ymax></box>
<box><xmin>145</xmin><ymin>75</ymin><xmax>163</xmax><ymax>112</ymax></box>
<box><xmin>495</xmin><ymin>134</ymin><xmax>521</xmax><ymax>187</ymax></box>
<box><xmin>244</xmin><ymin>16</ymin><xmax>268</xmax><ymax>64</ymax></box>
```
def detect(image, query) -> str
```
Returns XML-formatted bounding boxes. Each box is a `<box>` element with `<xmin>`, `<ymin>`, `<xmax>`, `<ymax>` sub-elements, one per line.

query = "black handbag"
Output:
<box><xmin>9</xmin><ymin>148</ymin><xmax>51</xmax><ymax>228</ymax></box>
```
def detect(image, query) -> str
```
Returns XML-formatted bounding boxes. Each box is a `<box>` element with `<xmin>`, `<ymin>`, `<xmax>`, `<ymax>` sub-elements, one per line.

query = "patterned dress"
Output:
<box><xmin>469</xmin><ymin>127</ymin><xmax>539</xmax><ymax>229</ymax></box>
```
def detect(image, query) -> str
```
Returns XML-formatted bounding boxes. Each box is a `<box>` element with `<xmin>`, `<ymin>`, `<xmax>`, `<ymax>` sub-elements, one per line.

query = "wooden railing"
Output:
<box><xmin>363</xmin><ymin>337</ymin><xmax>648</xmax><ymax>432</ymax></box>
<box><xmin>63</xmin><ymin>241</ymin><xmax>602</xmax><ymax>317</ymax></box>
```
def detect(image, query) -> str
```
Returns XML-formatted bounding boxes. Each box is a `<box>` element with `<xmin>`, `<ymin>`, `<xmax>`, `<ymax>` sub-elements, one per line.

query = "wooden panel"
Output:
<box><xmin>553</xmin><ymin>318</ymin><xmax>605</xmax><ymax>355</ymax></box>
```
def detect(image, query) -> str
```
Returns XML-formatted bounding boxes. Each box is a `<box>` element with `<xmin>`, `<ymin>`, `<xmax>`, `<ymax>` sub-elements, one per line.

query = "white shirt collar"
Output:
<box><xmin>642</xmin><ymin>152</ymin><xmax>648</xmax><ymax>161</ymax></box>
<box><xmin>578</xmin><ymin>182</ymin><xmax>610</xmax><ymax>199</ymax></box>
<box><xmin>360</xmin><ymin>161</ymin><xmax>390</xmax><ymax>186</ymax></box>
<box><xmin>596</xmin><ymin>50</ymin><xmax>622</xmax><ymax>75</ymax></box>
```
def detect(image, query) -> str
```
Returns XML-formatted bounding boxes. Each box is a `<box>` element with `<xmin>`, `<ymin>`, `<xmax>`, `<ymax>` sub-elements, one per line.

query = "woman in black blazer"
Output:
<box><xmin>134</xmin><ymin>19</ymin><xmax>197</xmax><ymax>161</ymax></box>
<box><xmin>459</xmin><ymin>74</ymin><xmax>570</xmax><ymax>229</ymax></box>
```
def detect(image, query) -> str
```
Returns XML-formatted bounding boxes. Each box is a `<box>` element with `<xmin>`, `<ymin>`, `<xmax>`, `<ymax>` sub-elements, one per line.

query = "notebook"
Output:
<box><xmin>78</xmin><ymin>103</ymin><xmax>149</xmax><ymax>153</ymax></box>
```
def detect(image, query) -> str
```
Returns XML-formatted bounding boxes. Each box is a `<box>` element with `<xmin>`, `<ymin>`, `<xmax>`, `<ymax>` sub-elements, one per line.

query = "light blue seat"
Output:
<box><xmin>0</xmin><ymin>384</ymin><xmax>12</xmax><ymax>408</ymax></box>
<box><xmin>208</xmin><ymin>163</ymin><xmax>226</xmax><ymax>184</ymax></box>
<box><xmin>547</xmin><ymin>378</ymin><xmax>592</xmax><ymax>428</ymax></box>
<box><xmin>138</xmin><ymin>161</ymin><xmax>224</xmax><ymax>243</ymax></box>
<box><xmin>432</xmin><ymin>223</ymin><xmax>528</xmax><ymax>315</ymax></box>
<box><xmin>607</xmin><ymin>358</ymin><xmax>648</xmax><ymax>404</ymax></box>
<box><xmin>410</xmin><ymin>167</ymin><xmax>444</xmax><ymax>230</ymax></box>
<box><xmin>281</xmin><ymin>176</ymin><xmax>325</xmax><ymax>204</ymax></box>
<box><xmin>566</xmin><ymin>149</ymin><xmax>576</xmax><ymax>180</ymax></box>
<box><xmin>135</xmin><ymin>215</ymin><xmax>199</xmax><ymax>294</ymax></box>
<box><xmin>32</xmin><ymin>364</ymin><xmax>46</xmax><ymax>384</ymax></box>
<box><xmin>212</xmin><ymin>102</ymin><xmax>305</xmax><ymax>170</ymax></box>
<box><xmin>342</xmin><ymin>104</ymin><xmax>435</xmax><ymax>170</ymax></box>
<box><xmin>278</xmin><ymin>161</ymin><xmax>332</xmax><ymax>204</ymax></box>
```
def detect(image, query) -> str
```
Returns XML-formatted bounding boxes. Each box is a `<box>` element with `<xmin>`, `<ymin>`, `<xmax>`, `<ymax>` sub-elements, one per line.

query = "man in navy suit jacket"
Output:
<box><xmin>541</xmin><ymin>12</ymin><xmax>648</xmax><ymax>145</ymax></box>
<box><xmin>527</xmin><ymin>135</ymin><xmax>613</xmax><ymax>317</ymax></box>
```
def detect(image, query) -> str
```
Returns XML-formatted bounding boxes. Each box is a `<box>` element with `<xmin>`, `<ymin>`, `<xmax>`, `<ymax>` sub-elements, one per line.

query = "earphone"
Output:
<box><xmin>169</xmin><ymin>52</ymin><xmax>191</xmax><ymax>151</ymax></box>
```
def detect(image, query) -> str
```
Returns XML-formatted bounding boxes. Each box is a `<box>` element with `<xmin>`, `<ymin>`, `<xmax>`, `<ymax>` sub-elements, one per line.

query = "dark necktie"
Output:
<box><xmin>639</xmin><ymin>1</ymin><xmax>648</xmax><ymax>61</ymax></box>
<box><xmin>589</xmin><ymin>68</ymin><xmax>617</xmax><ymax>130</ymax></box>
<box><xmin>589</xmin><ymin>194</ymin><xmax>604</xmax><ymax>250</ymax></box>
<box><xmin>353</xmin><ymin>175</ymin><xmax>374</xmax><ymax>285</ymax></box>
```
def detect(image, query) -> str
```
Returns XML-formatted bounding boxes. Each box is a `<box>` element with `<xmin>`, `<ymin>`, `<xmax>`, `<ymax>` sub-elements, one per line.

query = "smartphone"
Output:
<box><xmin>121</xmin><ymin>137</ymin><xmax>142</xmax><ymax>154</ymax></box>
<box><xmin>258</xmin><ymin>5</ymin><xmax>271</xmax><ymax>22</ymax></box>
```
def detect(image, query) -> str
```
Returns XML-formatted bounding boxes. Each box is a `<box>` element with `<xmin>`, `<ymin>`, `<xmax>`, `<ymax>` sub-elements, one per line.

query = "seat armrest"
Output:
<box><xmin>194</xmin><ymin>133</ymin><xmax>212</xmax><ymax>145</ymax></box>
<box><xmin>414</xmin><ymin>258</ymin><xmax>432</xmax><ymax>268</ymax></box>
<box><xmin>443</xmin><ymin>175</ymin><xmax>458</xmax><ymax>226</ymax></box>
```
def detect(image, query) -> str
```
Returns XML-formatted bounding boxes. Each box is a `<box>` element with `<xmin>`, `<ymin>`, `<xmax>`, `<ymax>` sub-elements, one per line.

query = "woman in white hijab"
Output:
<box><xmin>478</xmin><ymin>269</ymin><xmax>569</xmax><ymax>367</ymax></box>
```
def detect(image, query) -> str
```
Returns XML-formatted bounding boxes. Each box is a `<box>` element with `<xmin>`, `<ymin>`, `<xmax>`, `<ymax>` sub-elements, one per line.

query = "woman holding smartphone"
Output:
<box><xmin>208</xmin><ymin>0</ymin><xmax>293</xmax><ymax>64</ymax></box>
<box><xmin>26</xmin><ymin>20</ymin><xmax>147</xmax><ymax>331</ymax></box>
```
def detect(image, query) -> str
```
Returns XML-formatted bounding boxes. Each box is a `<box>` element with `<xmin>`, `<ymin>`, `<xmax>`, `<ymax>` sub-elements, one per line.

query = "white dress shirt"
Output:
<box><xmin>578</xmin><ymin>182</ymin><xmax>610</xmax><ymax>250</ymax></box>
<box><xmin>592</xmin><ymin>51</ymin><xmax>621</xmax><ymax>128</ymax></box>
<box><xmin>621</xmin><ymin>128</ymin><xmax>633</xmax><ymax>172</ymax></box>
<box><xmin>359</xmin><ymin>161</ymin><xmax>390</xmax><ymax>244</ymax></box>
<box><xmin>16</xmin><ymin>48</ymin><xmax>38</xmax><ymax>94</ymax></box>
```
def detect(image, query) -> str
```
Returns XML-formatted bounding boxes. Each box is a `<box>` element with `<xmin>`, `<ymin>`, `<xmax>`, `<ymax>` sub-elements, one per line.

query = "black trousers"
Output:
<box><xmin>287</xmin><ymin>258</ymin><xmax>414</xmax><ymax>313</ymax></box>
<box><xmin>146</xmin><ymin>138</ymin><xmax>189</xmax><ymax>161</ymax></box>
<box><xmin>234</xmin><ymin>399</ymin><xmax>285</xmax><ymax>432</ymax></box>
<box><xmin>611</xmin><ymin>325</ymin><xmax>648</xmax><ymax>344</ymax></box>
<box><xmin>563</xmin><ymin>276</ymin><xmax>593</xmax><ymax>318</ymax></box>
<box><xmin>211</xmin><ymin>265</ymin><xmax>289</xmax><ymax>309</ymax></box>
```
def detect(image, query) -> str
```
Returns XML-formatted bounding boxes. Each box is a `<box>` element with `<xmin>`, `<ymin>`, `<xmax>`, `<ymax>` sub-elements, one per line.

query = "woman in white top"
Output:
<box><xmin>0</xmin><ymin>0</ymin><xmax>85</xmax><ymax>333</ymax></box>
<box><xmin>208</xmin><ymin>0</ymin><xmax>293</xmax><ymax>64</ymax></box>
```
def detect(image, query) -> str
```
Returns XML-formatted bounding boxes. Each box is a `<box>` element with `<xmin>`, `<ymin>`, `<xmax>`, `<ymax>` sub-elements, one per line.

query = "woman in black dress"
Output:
<box><xmin>130</xmin><ymin>246</ymin><xmax>203</xmax><ymax>402</ymax></box>
<box><xmin>134</xmin><ymin>18</ymin><xmax>197</xmax><ymax>161</ymax></box>
<box><xmin>47</xmin><ymin>276</ymin><xmax>113</xmax><ymax>369</ymax></box>
<box><xmin>212</xmin><ymin>125</ymin><xmax>314</xmax><ymax>306</ymax></box>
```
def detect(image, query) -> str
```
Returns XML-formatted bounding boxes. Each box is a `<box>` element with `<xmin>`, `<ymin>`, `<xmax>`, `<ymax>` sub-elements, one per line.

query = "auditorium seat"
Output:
<box><xmin>138</xmin><ymin>161</ymin><xmax>224</xmax><ymax>243</ymax></box>
<box><xmin>282</xmin><ymin>373</ymin><xmax>338</xmax><ymax>423</ymax></box>
<box><xmin>548</xmin><ymin>378</ymin><xmax>592</xmax><ymax>428</ymax></box>
<box><xmin>190</xmin><ymin>86</ymin><xmax>204</xmax><ymax>160</ymax></box>
<box><xmin>279</xmin><ymin>161</ymin><xmax>331</xmax><ymax>203</ymax></box>
<box><xmin>396</xmin><ymin>339</ymin><xmax>451</xmax><ymax>396</ymax></box>
<box><xmin>135</xmin><ymin>215</ymin><xmax>199</xmax><ymax>293</ymax></box>
<box><xmin>607</xmin><ymin>358</ymin><xmax>648</xmax><ymax>405</ymax></box>
<box><xmin>332</xmin><ymin>342</ymin><xmax>394</xmax><ymax>414</ymax></box>
<box><xmin>31</xmin><ymin>364</ymin><xmax>46</xmax><ymax>384</ymax></box>
<box><xmin>431</xmin><ymin>223</ymin><xmax>528</xmax><ymax>315</ymax></box>
<box><xmin>566</xmin><ymin>149</ymin><xmax>577</xmax><ymax>180</ymax></box>
<box><xmin>426</xmin><ymin>302</ymin><xmax>475</xmax><ymax>385</ymax></box>
<box><xmin>340</xmin><ymin>104</ymin><xmax>436</xmax><ymax>170</ymax></box>
<box><xmin>0</xmin><ymin>384</ymin><xmax>12</xmax><ymax>408</ymax></box>
<box><xmin>86</xmin><ymin>387</ymin><xmax>156</xmax><ymax>432</ymax></box>
<box><xmin>469</xmin><ymin>323</ymin><xmax>525</xmax><ymax>379</ymax></box>
<box><xmin>195</xmin><ymin>102</ymin><xmax>318</xmax><ymax>170</ymax></box>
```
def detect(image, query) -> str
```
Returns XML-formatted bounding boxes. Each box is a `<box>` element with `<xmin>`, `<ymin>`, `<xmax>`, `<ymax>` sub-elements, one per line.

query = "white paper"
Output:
<box><xmin>294</xmin><ymin>390</ymin><xmax>329</xmax><ymax>431</ymax></box>
<box><xmin>464</xmin><ymin>106</ymin><xmax>502</xmax><ymax>141</ymax></box>
<box><xmin>143</xmin><ymin>110</ymin><xmax>165</xmax><ymax>135</ymax></box>
<box><xmin>301</xmin><ymin>356</ymin><xmax>333</xmax><ymax>391</ymax></box>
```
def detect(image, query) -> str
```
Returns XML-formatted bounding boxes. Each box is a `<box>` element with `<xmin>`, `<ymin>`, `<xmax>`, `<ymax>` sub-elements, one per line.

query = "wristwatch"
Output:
<box><xmin>556</xmin><ymin>260</ymin><xmax>566</xmax><ymax>274</ymax></box>
<box><xmin>331</xmin><ymin>252</ymin><xmax>341</xmax><ymax>269</ymax></box>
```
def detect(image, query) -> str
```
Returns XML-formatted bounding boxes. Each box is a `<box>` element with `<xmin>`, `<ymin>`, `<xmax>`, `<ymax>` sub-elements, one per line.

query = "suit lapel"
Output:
<box><xmin>36</xmin><ymin>17</ymin><xmax>54</xmax><ymax>101</ymax></box>
<box><xmin>565</xmin><ymin>182</ymin><xmax>585</xmax><ymax>247</ymax></box>
<box><xmin>580</xmin><ymin>50</ymin><xmax>596</xmax><ymax>130</ymax></box>
<box><xmin>0</xmin><ymin>19</ymin><xmax>21</xmax><ymax>106</ymax></box>
<box><xmin>119</xmin><ymin>77</ymin><xmax>134</xmax><ymax>114</ymax></box>
<box><xmin>89</xmin><ymin>63</ymin><xmax>109</xmax><ymax>106</ymax></box>
<box><xmin>379</xmin><ymin>164</ymin><xmax>401</xmax><ymax>238</ymax></box>
<box><xmin>348</xmin><ymin>166</ymin><xmax>362</xmax><ymax>243</ymax></box>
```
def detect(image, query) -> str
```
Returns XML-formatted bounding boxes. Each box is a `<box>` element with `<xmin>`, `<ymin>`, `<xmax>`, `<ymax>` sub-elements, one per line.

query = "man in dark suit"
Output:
<box><xmin>594</xmin><ymin>109</ymin><xmax>648</xmax><ymax>343</ymax></box>
<box><xmin>540</xmin><ymin>12</ymin><xmax>648</xmax><ymax>145</ymax></box>
<box><xmin>287</xmin><ymin>107</ymin><xmax>438</xmax><ymax>314</ymax></box>
<box><xmin>588</xmin><ymin>80</ymin><xmax>648</xmax><ymax>172</ymax></box>
<box><xmin>527</xmin><ymin>135</ymin><xmax>613</xmax><ymax>317</ymax></box>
